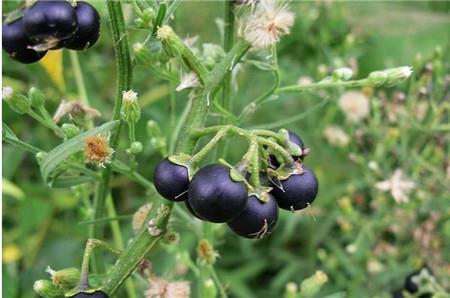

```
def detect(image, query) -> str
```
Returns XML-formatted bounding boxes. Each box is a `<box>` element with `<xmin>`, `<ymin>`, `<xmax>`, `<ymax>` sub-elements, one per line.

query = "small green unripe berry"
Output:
<box><xmin>62</xmin><ymin>123</ymin><xmax>81</xmax><ymax>138</ymax></box>
<box><xmin>129</xmin><ymin>141</ymin><xmax>143</xmax><ymax>155</ymax></box>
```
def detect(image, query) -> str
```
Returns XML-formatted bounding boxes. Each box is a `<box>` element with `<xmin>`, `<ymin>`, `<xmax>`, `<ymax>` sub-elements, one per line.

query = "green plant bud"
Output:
<box><xmin>156</xmin><ymin>25</ymin><xmax>185</xmax><ymax>58</ymax></box>
<box><xmin>332</xmin><ymin>67</ymin><xmax>353</xmax><ymax>81</ymax></box>
<box><xmin>129</xmin><ymin>141</ymin><xmax>143</xmax><ymax>155</ymax></box>
<box><xmin>202</xmin><ymin>43</ymin><xmax>225</xmax><ymax>69</ymax></box>
<box><xmin>61</xmin><ymin>123</ymin><xmax>80</xmax><ymax>138</ymax></box>
<box><xmin>28</xmin><ymin>87</ymin><xmax>46</xmax><ymax>108</ymax></box>
<box><xmin>121</xmin><ymin>90</ymin><xmax>140</xmax><ymax>123</ymax></box>
<box><xmin>47</xmin><ymin>266</ymin><xmax>80</xmax><ymax>290</ymax></box>
<box><xmin>36</xmin><ymin>152</ymin><xmax>48</xmax><ymax>165</ymax></box>
<box><xmin>133</xmin><ymin>43</ymin><xmax>154</xmax><ymax>66</ymax></box>
<box><xmin>33</xmin><ymin>280</ymin><xmax>64</xmax><ymax>298</ymax></box>
<box><xmin>2</xmin><ymin>86</ymin><xmax>31</xmax><ymax>114</ymax></box>
<box><xmin>284</xmin><ymin>282</ymin><xmax>298</xmax><ymax>298</ymax></box>
<box><xmin>203</xmin><ymin>279</ymin><xmax>218</xmax><ymax>298</ymax></box>
<box><xmin>367</xmin><ymin>70</ymin><xmax>388</xmax><ymax>86</ymax></box>
<box><xmin>147</xmin><ymin>120</ymin><xmax>162</xmax><ymax>137</ymax></box>
<box><xmin>300</xmin><ymin>271</ymin><xmax>328</xmax><ymax>298</ymax></box>
<box><xmin>142</xmin><ymin>7</ymin><xmax>156</xmax><ymax>22</ymax></box>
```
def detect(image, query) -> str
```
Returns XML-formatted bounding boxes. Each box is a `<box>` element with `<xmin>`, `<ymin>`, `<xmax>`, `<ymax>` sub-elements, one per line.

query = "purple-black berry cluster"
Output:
<box><xmin>154</xmin><ymin>131</ymin><xmax>319</xmax><ymax>239</ymax></box>
<box><xmin>2</xmin><ymin>0</ymin><xmax>100</xmax><ymax>64</ymax></box>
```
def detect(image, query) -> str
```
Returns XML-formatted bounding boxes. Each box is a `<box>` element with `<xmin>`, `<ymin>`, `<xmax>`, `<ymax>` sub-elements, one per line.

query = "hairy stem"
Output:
<box><xmin>91</xmin><ymin>0</ymin><xmax>132</xmax><ymax>270</ymax></box>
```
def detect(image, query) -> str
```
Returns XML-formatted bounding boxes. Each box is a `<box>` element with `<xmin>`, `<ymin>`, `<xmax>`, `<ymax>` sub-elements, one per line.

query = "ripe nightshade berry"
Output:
<box><xmin>154</xmin><ymin>158</ymin><xmax>189</xmax><ymax>201</ymax></box>
<box><xmin>270</xmin><ymin>131</ymin><xmax>306</xmax><ymax>168</ymax></box>
<box><xmin>2</xmin><ymin>18</ymin><xmax>47</xmax><ymax>63</ymax></box>
<box><xmin>70</xmin><ymin>291</ymin><xmax>109</xmax><ymax>298</ymax></box>
<box><xmin>23</xmin><ymin>0</ymin><xmax>78</xmax><ymax>49</ymax></box>
<box><xmin>187</xmin><ymin>164</ymin><xmax>248</xmax><ymax>223</ymax></box>
<box><xmin>227</xmin><ymin>195</ymin><xmax>278</xmax><ymax>239</ymax></box>
<box><xmin>271</xmin><ymin>166</ymin><xmax>318</xmax><ymax>211</ymax></box>
<box><xmin>185</xmin><ymin>199</ymin><xmax>206</xmax><ymax>220</ymax></box>
<box><xmin>65</xmin><ymin>1</ymin><xmax>100</xmax><ymax>50</ymax></box>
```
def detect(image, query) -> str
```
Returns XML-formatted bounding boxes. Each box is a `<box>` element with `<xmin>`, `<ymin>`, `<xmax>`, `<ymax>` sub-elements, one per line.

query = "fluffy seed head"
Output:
<box><xmin>84</xmin><ymin>133</ymin><xmax>114</xmax><ymax>167</ymax></box>
<box><xmin>243</xmin><ymin>0</ymin><xmax>294</xmax><ymax>49</ymax></box>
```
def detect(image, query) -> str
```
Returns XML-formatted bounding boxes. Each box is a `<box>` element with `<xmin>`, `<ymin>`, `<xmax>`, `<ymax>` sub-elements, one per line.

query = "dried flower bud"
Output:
<box><xmin>84</xmin><ymin>134</ymin><xmax>114</xmax><ymax>167</ymax></box>
<box><xmin>197</xmin><ymin>239</ymin><xmax>217</xmax><ymax>265</ymax></box>
<box><xmin>62</xmin><ymin>123</ymin><xmax>80</xmax><ymax>139</ymax></box>
<box><xmin>46</xmin><ymin>266</ymin><xmax>80</xmax><ymax>290</ymax></box>
<box><xmin>132</xmin><ymin>203</ymin><xmax>153</xmax><ymax>233</ymax></box>
<box><xmin>33</xmin><ymin>280</ymin><xmax>64</xmax><ymax>298</ymax></box>
<box><xmin>3</xmin><ymin>86</ymin><xmax>31</xmax><ymax>114</ymax></box>
<box><xmin>300</xmin><ymin>271</ymin><xmax>328</xmax><ymax>298</ymax></box>
<box><xmin>28</xmin><ymin>87</ymin><xmax>46</xmax><ymax>108</ymax></box>
<box><xmin>121</xmin><ymin>90</ymin><xmax>140</xmax><ymax>123</ymax></box>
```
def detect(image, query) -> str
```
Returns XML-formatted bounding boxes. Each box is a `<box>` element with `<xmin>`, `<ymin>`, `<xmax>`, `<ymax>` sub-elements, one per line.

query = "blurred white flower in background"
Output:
<box><xmin>338</xmin><ymin>90</ymin><xmax>370</xmax><ymax>122</ymax></box>
<box><xmin>297</xmin><ymin>76</ymin><xmax>314</xmax><ymax>86</ymax></box>
<box><xmin>323</xmin><ymin>126</ymin><xmax>350</xmax><ymax>147</ymax></box>
<box><xmin>243</xmin><ymin>0</ymin><xmax>294</xmax><ymax>49</ymax></box>
<box><xmin>375</xmin><ymin>169</ymin><xmax>416</xmax><ymax>204</ymax></box>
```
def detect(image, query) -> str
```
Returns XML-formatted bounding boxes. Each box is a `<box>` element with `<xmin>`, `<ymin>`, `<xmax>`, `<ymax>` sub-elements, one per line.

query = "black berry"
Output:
<box><xmin>154</xmin><ymin>158</ymin><xmax>189</xmax><ymax>202</ymax></box>
<box><xmin>271</xmin><ymin>166</ymin><xmax>318</xmax><ymax>211</ymax></box>
<box><xmin>187</xmin><ymin>164</ymin><xmax>248</xmax><ymax>223</ymax></box>
<box><xmin>23</xmin><ymin>0</ymin><xmax>78</xmax><ymax>49</ymax></box>
<box><xmin>70</xmin><ymin>291</ymin><xmax>109</xmax><ymax>298</ymax></box>
<box><xmin>404</xmin><ymin>267</ymin><xmax>433</xmax><ymax>298</ymax></box>
<box><xmin>185</xmin><ymin>199</ymin><xmax>206</xmax><ymax>220</ymax></box>
<box><xmin>227</xmin><ymin>195</ymin><xmax>278</xmax><ymax>239</ymax></box>
<box><xmin>270</xmin><ymin>131</ymin><xmax>306</xmax><ymax>168</ymax></box>
<box><xmin>2</xmin><ymin>18</ymin><xmax>47</xmax><ymax>63</ymax></box>
<box><xmin>65</xmin><ymin>1</ymin><xmax>100</xmax><ymax>50</ymax></box>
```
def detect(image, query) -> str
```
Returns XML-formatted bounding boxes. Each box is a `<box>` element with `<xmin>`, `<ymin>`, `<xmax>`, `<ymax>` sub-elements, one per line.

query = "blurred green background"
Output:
<box><xmin>2</xmin><ymin>1</ymin><xmax>450</xmax><ymax>297</ymax></box>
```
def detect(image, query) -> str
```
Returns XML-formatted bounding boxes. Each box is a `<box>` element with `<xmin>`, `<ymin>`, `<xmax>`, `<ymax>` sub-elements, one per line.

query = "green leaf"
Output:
<box><xmin>49</xmin><ymin>175</ymin><xmax>97</xmax><ymax>188</ymax></box>
<box><xmin>2</xmin><ymin>178</ymin><xmax>25</xmax><ymax>200</ymax></box>
<box><xmin>40</xmin><ymin>121</ymin><xmax>119</xmax><ymax>184</ymax></box>
<box><xmin>152</xmin><ymin>3</ymin><xmax>166</xmax><ymax>36</ymax></box>
<box><xmin>2</xmin><ymin>122</ymin><xmax>18</xmax><ymax>140</ymax></box>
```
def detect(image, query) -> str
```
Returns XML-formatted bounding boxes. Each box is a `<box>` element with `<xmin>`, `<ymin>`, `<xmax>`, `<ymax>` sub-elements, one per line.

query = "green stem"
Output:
<box><xmin>255</xmin><ymin>137</ymin><xmax>295</xmax><ymax>166</ymax></box>
<box><xmin>91</xmin><ymin>0</ymin><xmax>132</xmax><ymax>269</ymax></box>
<box><xmin>209</xmin><ymin>265</ymin><xmax>229</xmax><ymax>298</ymax></box>
<box><xmin>190</xmin><ymin>129</ymin><xmax>228</xmax><ymax>165</ymax></box>
<box><xmin>276</xmin><ymin>78</ymin><xmax>369</xmax><ymax>94</ymax></box>
<box><xmin>27</xmin><ymin>110</ymin><xmax>64</xmax><ymax>136</ymax></box>
<box><xmin>106</xmin><ymin>196</ymin><xmax>137</xmax><ymax>298</ymax></box>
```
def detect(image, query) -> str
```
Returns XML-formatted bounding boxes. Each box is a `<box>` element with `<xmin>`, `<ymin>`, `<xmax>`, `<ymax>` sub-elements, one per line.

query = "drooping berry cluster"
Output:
<box><xmin>392</xmin><ymin>267</ymin><xmax>433</xmax><ymax>298</ymax></box>
<box><xmin>153</xmin><ymin>130</ymin><xmax>319</xmax><ymax>239</ymax></box>
<box><xmin>2</xmin><ymin>0</ymin><xmax>100</xmax><ymax>64</ymax></box>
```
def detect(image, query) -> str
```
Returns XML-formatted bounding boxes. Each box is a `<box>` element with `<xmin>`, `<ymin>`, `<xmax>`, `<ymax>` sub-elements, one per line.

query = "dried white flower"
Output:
<box><xmin>2</xmin><ymin>86</ymin><xmax>13</xmax><ymax>100</ymax></box>
<box><xmin>122</xmin><ymin>90</ymin><xmax>138</xmax><ymax>103</ymax></box>
<box><xmin>84</xmin><ymin>133</ymin><xmax>114</xmax><ymax>168</ymax></box>
<box><xmin>323</xmin><ymin>126</ymin><xmax>350</xmax><ymax>147</ymax></box>
<box><xmin>338</xmin><ymin>91</ymin><xmax>370</xmax><ymax>122</ymax></box>
<box><xmin>243</xmin><ymin>0</ymin><xmax>294</xmax><ymax>49</ymax></box>
<box><xmin>176</xmin><ymin>72</ymin><xmax>200</xmax><ymax>92</ymax></box>
<box><xmin>375</xmin><ymin>169</ymin><xmax>416</xmax><ymax>204</ymax></box>
<box><xmin>146</xmin><ymin>277</ymin><xmax>191</xmax><ymax>298</ymax></box>
<box><xmin>53</xmin><ymin>100</ymin><xmax>101</xmax><ymax>123</ymax></box>
<box><xmin>156</xmin><ymin>26</ymin><xmax>173</xmax><ymax>40</ymax></box>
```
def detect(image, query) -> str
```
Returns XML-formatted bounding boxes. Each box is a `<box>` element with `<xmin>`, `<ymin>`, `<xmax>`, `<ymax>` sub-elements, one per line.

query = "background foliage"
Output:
<box><xmin>2</xmin><ymin>1</ymin><xmax>450</xmax><ymax>297</ymax></box>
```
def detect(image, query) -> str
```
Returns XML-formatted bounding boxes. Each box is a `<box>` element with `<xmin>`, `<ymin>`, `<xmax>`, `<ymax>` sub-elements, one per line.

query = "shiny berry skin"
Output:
<box><xmin>270</xmin><ymin>131</ymin><xmax>306</xmax><ymax>168</ymax></box>
<box><xmin>23</xmin><ymin>0</ymin><xmax>78</xmax><ymax>49</ymax></box>
<box><xmin>187</xmin><ymin>164</ymin><xmax>248</xmax><ymax>223</ymax></box>
<box><xmin>227</xmin><ymin>195</ymin><xmax>278</xmax><ymax>239</ymax></box>
<box><xmin>2</xmin><ymin>18</ymin><xmax>47</xmax><ymax>63</ymax></box>
<box><xmin>185</xmin><ymin>199</ymin><xmax>205</xmax><ymax>220</ymax></box>
<box><xmin>65</xmin><ymin>1</ymin><xmax>100</xmax><ymax>50</ymax></box>
<box><xmin>153</xmin><ymin>158</ymin><xmax>189</xmax><ymax>201</ymax></box>
<box><xmin>271</xmin><ymin>166</ymin><xmax>318</xmax><ymax>211</ymax></box>
<box><xmin>70</xmin><ymin>291</ymin><xmax>109</xmax><ymax>298</ymax></box>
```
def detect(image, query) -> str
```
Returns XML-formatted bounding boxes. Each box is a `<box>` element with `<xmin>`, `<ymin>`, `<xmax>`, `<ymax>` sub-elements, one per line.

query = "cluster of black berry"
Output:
<box><xmin>153</xmin><ymin>131</ymin><xmax>319</xmax><ymax>239</ymax></box>
<box><xmin>70</xmin><ymin>291</ymin><xmax>108</xmax><ymax>298</ymax></box>
<box><xmin>2</xmin><ymin>0</ymin><xmax>100</xmax><ymax>64</ymax></box>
